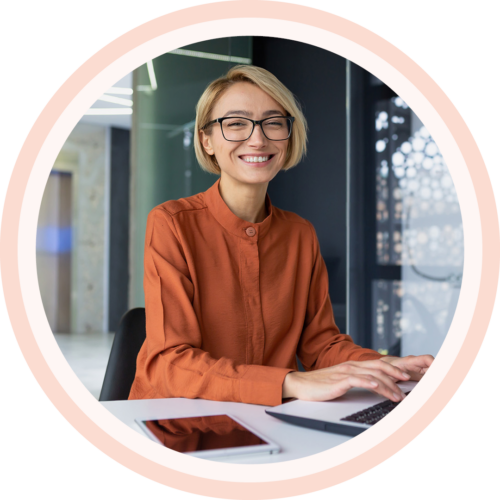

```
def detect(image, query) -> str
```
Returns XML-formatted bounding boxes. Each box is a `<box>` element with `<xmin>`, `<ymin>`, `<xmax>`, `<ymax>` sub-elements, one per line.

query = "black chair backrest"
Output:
<box><xmin>99</xmin><ymin>307</ymin><xmax>146</xmax><ymax>401</ymax></box>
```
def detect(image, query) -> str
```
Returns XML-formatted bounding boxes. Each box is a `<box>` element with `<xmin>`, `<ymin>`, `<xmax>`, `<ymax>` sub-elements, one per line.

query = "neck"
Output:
<box><xmin>218</xmin><ymin>174</ymin><xmax>268</xmax><ymax>223</ymax></box>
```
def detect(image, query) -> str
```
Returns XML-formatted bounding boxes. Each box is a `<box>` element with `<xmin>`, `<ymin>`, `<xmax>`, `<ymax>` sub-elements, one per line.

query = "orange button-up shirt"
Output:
<box><xmin>129</xmin><ymin>178</ymin><xmax>382</xmax><ymax>406</ymax></box>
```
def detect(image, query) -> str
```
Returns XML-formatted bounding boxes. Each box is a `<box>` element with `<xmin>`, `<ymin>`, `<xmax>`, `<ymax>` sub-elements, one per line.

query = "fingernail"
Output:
<box><xmin>402</xmin><ymin>372</ymin><xmax>411</xmax><ymax>379</ymax></box>
<box><xmin>393</xmin><ymin>392</ymin><xmax>401</xmax><ymax>401</ymax></box>
<box><xmin>370</xmin><ymin>381</ymin><xmax>378</xmax><ymax>387</ymax></box>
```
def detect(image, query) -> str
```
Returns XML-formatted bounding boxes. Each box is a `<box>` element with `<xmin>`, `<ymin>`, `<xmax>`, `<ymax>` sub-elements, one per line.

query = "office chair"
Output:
<box><xmin>99</xmin><ymin>307</ymin><xmax>146</xmax><ymax>401</ymax></box>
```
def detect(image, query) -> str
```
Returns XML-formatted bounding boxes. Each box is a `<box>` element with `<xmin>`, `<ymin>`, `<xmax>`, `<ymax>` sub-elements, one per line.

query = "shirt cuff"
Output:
<box><xmin>239</xmin><ymin>365</ymin><xmax>295</xmax><ymax>407</ymax></box>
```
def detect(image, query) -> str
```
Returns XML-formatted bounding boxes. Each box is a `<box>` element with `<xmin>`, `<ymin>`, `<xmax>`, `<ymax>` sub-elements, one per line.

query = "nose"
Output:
<box><xmin>246</xmin><ymin>123</ymin><xmax>268</xmax><ymax>146</ymax></box>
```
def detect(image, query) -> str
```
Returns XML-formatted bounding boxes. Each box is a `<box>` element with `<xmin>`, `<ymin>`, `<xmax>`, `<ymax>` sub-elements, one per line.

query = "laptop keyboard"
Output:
<box><xmin>340</xmin><ymin>391</ymin><xmax>411</xmax><ymax>426</ymax></box>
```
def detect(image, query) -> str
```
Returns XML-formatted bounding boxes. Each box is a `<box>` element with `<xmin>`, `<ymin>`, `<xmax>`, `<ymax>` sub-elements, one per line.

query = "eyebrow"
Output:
<box><xmin>222</xmin><ymin>109</ymin><xmax>285</xmax><ymax>118</ymax></box>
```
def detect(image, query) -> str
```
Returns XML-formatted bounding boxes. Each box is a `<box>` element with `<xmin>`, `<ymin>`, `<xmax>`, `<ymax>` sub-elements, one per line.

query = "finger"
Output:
<box><xmin>413</xmin><ymin>354</ymin><xmax>434</xmax><ymax>368</ymax></box>
<box><xmin>355</xmin><ymin>359</ymin><xmax>411</xmax><ymax>382</ymax></box>
<box><xmin>362</xmin><ymin>371</ymin><xmax>407</xmax><ymax>402</ymax></box>
<box><xmin>339</xmin><ymin>363</ymin><xmax>408</xmax><ymax>400</ymax></box>
<box><xmin>403</xmin><ymin>354</ymin><xmax>434</xmax><ymax>370</ymax></box>
<box><xmin>338</xmin><ymin>365</ymin><xmax>406</xmax><ymax>402</ymax></box>
<box><xmin>346</xmin><ymin>375</ymin><xmax>405</xmax><ymax>403</ymax></box>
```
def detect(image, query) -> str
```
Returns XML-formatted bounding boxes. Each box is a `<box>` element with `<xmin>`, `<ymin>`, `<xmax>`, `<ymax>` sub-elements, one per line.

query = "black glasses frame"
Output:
<box><xmin>201</xmin><ymin>116</ymin><xmax>295</xmax><ymax>142</ymax></box>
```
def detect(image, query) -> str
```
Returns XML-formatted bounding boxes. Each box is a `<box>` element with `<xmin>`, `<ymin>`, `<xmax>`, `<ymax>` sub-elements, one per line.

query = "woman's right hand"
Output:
<box><xmin>282</xmin><ymin>359</ymin><xmax>412</xmax><ymax>403</ymax></box>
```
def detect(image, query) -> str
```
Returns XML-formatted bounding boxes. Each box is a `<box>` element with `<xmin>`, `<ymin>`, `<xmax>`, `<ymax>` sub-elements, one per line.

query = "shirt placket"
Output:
<box><xmin>240</xmin><ymin>226</ymin><xmax>266</xmax><ymax>365</ymax></box>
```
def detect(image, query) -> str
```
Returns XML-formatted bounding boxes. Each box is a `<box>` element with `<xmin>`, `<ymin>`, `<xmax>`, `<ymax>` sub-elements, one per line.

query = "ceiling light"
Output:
<box><xmin>169</xmin><ymin>48</ymin><xmax>251</xmax><ymax>64</ymax></box>
<box><xmin>147</xmin><ymin>60</ymin><xmax>158</xmax><ymax>90</ymax></box>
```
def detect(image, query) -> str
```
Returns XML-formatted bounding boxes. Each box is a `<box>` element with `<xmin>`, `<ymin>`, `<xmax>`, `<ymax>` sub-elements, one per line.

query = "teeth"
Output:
<box><xmin>242</xmin><ymin>156</ymin><xmax>270</xmax><ymax>163</ymax></box>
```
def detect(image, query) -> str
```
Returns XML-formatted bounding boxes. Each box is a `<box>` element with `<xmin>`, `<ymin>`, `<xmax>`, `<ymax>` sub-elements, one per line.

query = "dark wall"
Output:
<box><xmin>253</xmin><ymin>38</ymin><xmax>347</xmax><ymax>326</ymax></box>
<box><xmin>108</xmin><ymin>127</ymin><xmax>130</xmax><ymax>332</ymax></box>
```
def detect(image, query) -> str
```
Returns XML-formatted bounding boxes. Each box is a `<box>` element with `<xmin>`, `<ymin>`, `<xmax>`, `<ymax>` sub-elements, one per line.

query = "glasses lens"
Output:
<box><xmin>221</xmin><ymin>117</ymin><xmax>292</xmax><ymax>141</ymax></box>
<box><xmin>222</xmin><ymin>118</ymin><xmax>253</xmax><ymax>141</ymax></box>
<box><xmin>262</xmin><ymin>117</ymin><xmax>291</xmax><ymax>140</ymax></box>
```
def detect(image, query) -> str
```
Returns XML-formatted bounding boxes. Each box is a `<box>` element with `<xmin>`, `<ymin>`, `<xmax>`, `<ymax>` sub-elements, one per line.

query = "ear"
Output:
<box><xmin>199</xmin><ymin>129</ymin><xmax>215</xmax><ymax>156</ymax></box>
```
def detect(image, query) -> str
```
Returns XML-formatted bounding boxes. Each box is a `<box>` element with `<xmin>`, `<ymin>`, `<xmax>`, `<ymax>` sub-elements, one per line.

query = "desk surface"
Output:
<box><xmin>101</xmin><ymin>397</ymin><xmax>353</xmax><ymax>464</ymax></box>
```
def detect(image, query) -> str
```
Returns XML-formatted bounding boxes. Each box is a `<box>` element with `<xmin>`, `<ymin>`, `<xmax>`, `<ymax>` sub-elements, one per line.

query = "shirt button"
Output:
<box><xmin>245</xmin><ymin>227</ymin><xmax>256</xmax><ymax>237</ymax></box>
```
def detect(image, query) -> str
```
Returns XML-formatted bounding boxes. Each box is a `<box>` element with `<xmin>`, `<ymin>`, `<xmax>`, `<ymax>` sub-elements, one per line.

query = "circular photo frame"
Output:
<box><xmin>1</xmin><ymin>2</ymin><xmax>498</xmax><ymax>498</ymax></box>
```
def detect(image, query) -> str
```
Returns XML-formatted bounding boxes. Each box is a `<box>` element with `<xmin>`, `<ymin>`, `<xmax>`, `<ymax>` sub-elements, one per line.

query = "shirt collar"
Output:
<box><xmin>203</xmin><ymin>178</ymin><xmax>273</xmax><ymax>241</ymax></box>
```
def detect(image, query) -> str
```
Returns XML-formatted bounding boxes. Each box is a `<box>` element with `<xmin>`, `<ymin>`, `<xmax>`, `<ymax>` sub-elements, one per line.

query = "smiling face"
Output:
<box><xmin>199</xmin><ymin>82</ymin><xmax>289</xmax><ymax>188</ymax></box>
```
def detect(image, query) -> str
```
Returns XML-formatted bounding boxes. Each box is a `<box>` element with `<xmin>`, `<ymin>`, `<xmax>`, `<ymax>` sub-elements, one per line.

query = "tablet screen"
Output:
<box><xmin>140</xmin><ymin>414</ymin><xmax>269</xmax><ymax>453</ymax></box>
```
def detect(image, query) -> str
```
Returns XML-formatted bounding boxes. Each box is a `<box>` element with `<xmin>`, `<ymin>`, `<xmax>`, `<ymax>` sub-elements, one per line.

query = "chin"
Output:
<box><xmin>242</xmin><ymin>165</ymin><xmax>282</xmax><ymax>183</ymax></box>
<box><xmin>239</xmin><ymin>172</ymin><xmax>277</xmax><ymax>185</ymax></box>
<box><xmin>221</xmin><ymin>163</ymin><xmax>282</xmax><ymax>186</ymax></box>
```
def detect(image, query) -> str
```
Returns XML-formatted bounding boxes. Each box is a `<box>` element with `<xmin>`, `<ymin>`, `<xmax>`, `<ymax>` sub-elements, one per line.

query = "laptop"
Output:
<box><xmin>265</xmin><ymin>380</ymin><xmax>416</xmax><ymax>437</ymax></box>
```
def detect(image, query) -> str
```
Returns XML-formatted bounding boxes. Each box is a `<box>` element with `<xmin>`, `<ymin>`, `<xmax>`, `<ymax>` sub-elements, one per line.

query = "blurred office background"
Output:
<box><xmin>36</xmin><ymin>37</ymin><xmax>463</xmax><ymax>398</ymax></box>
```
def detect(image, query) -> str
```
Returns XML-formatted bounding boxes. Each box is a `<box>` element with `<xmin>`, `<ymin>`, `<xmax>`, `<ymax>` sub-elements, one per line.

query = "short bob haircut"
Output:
<box><xmin>194</xmin><ymin>65</ymin><xmax>308</xmax><ymax>174</ymax></box>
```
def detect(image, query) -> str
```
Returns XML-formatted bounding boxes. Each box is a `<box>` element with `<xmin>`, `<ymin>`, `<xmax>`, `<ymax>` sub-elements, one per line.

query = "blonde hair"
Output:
<box><xmin>194</xmin><ymin>65</ymin><xmax>308</xmax><ymax>174</ymax></box>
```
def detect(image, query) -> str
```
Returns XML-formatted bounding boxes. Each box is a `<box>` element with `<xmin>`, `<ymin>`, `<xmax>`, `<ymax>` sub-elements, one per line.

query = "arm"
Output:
<box><xmin>131</xmin><ymin>208</ymin><xmax>292</xmax><ymax>406</ymax></box>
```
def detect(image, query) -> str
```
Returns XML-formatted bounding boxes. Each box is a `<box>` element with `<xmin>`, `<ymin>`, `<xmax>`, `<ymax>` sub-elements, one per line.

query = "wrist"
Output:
<box><xmin>282</xmin><ymin>371</ymin><xmax>299</xmax><ymax>399</ymax></box>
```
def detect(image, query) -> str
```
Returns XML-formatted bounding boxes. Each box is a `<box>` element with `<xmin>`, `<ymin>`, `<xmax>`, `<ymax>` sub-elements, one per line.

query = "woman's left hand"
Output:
<box><xmin>380</xmin><ymin>354</ymin><xmax>434</xmax><ymax>381</ymax></box>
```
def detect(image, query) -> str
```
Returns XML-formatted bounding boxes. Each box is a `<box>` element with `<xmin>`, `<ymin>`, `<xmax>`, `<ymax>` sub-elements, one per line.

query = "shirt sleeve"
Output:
<box><xmin>297</xmin><ymin>222</ymin><xmax>383</xmax><ymax>371</ymax></box>
<box><xmin>128</xmin><ymin>207</ymin><xmax>293</xmax><ymax>406</ymax></box>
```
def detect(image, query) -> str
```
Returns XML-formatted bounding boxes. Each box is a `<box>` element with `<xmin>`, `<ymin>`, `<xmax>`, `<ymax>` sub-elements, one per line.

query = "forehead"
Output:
<box><xmin>212</xmin><ymin>82</ymin><xmax>286</xmax><ymax>117</ymax></box>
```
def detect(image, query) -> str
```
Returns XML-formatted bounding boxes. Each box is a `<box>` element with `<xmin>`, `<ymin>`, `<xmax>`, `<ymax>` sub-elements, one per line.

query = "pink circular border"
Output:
<box><xmin>1</xmin><ymin>1</ymin><xmax>499</xmax><ymax>498</ymax></box>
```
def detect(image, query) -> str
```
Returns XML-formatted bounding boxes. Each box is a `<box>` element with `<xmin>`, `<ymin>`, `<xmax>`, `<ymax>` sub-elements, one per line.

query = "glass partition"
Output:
<box><xmin>130</xmin><ymin>37</ymin><xmax>253</xmax><ymax>306</ymax></box>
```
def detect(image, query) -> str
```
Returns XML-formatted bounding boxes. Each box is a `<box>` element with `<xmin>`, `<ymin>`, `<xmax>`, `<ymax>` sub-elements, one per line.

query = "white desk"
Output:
<box><xmin>101</xmin><ymin>397</ymin><xmax>353</xmax><ymax>464</ymax></box>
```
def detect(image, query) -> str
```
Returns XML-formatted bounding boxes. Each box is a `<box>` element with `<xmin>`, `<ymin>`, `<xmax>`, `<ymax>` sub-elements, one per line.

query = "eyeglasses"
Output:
<box><xmin>201</xmin><ymin>116</ymin><xmax>295</xmax><ymax>142</ymax></box>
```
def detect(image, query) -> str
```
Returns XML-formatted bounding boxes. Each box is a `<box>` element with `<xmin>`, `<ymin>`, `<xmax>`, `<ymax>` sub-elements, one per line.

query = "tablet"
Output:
<box><xmin>136</xmin><ymin>414</ymin><xmax>281</xmax><ymax>459</ymax></box>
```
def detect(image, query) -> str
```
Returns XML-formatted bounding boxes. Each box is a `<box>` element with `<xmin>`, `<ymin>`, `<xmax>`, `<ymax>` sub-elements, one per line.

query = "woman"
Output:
<box><xmin>129</xmin><ymin>65</ymin><xmax>433</xmax><ymax>406</ymax></box>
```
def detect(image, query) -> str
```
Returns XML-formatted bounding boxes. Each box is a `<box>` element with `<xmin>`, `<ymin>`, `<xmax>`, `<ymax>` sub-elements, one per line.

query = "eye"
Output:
<box><xmin>226</xmin><ymin>121</ymin><xmax>247</xmax><ymax>127</ymax></box>
<box><xmin>264</xmin><ymin>117</ymin><xmax>286</xmax><ymax>128</ymax></box>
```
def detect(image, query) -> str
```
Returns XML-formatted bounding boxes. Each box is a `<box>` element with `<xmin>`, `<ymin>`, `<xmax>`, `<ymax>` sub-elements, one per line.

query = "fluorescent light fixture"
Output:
<box><xmin>146</xmin><ymin>60</ymin><xmax>158</xmax><ymax>90</ymax></box>
<box><xmin>84</xmin><ymin>108</ymin><xmax>133</xmax><ymax>115</ymax></box>
<box><xmin>97</xmin><ymin>95</ymin><xmax>133</xmax><ymax>106</ymax></box>
<box><xmin>169</xmin><ymin>48</ymin><xmax>252</xmax><ymax>64</ymax></box>
<box><xmin>105</xmin><ymin>86</ymin><xmax>133</xmax><ymax>95</ymax></box>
